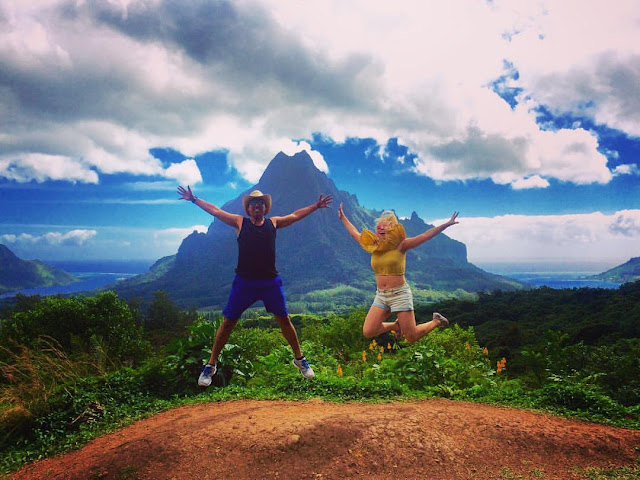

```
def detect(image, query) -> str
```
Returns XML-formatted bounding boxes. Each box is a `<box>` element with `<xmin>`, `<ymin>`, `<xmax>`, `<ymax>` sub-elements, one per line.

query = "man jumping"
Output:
<box><xmin>177</xmin><ymin>185</ymin><xmax>332</xmax><ymax>386</ymax></box>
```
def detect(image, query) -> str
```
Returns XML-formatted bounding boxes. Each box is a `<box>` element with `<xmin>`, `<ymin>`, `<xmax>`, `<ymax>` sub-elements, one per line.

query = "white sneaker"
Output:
<box><xmin>433</xmin><ymin>312</ymin><xmax>449</xmax><ymax>327</ymax></box>
<box><xmin>198</xmin><ymin>363</ymin><xmax>217</xmax><ymax>387</ymax></box>
<box><xmin>292</xmin><ymin>357</ymin><xmax>315</xmax><ymax>379</ymax></box>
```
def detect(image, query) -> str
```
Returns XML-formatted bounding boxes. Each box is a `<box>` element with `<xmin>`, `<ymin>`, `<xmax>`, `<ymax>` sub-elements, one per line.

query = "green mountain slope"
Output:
<box><xmin>0</xmin><ymin>244</ymin><xmax>77</xmax><ymax>294</ymax></box>
<box><xmin>590</xmin><ymin>257</ymin><xmax>640</xmax><ymax>284</ymax></box>
<box><xmin>114</xmin><ymin>151</ymin><xmax>525</xmax><ymax>308</ymax></box>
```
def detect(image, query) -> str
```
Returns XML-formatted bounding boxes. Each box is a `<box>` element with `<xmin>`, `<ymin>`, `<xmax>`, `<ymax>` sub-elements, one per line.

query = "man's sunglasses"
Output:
<box><xmin>249</xmin><ymin>199</ymin><xmax>265</xmax><ymax>206</ymax></box>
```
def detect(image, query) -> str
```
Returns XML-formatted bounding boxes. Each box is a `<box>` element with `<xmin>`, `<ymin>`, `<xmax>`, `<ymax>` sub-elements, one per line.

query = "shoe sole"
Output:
<box><xmin>433</xmin><ymin>313</ymin><xmax>449</xmax><ymax>327</ymax></box>
<box><xmin>292</xmin><ymin>360</ymin><xmax>315</xmax><ymax>379</ymax></box>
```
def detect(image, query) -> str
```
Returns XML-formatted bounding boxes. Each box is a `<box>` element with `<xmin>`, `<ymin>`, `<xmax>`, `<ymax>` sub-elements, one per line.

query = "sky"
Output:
<box><xmin>1</xmin><ymin>0</ymin><xmax>639</xmax><ymax>271</ymax></box>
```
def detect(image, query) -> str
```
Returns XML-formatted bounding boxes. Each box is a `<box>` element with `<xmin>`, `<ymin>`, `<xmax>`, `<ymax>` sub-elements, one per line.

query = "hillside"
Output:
<box><xmin>114</xmin><ymin>151</ymin><xmax>524</xmax><ymax>308</ymax></box>
<box><xmin>10</xmin><ymin>399</ymin><xmax>640</xmax><ymax>480</ymax></box>
<box><xmin>591</xmin><ymin>257</ymin><xmax>640</xmax><ymax>283</ymax></box>
<box><xmin>0</xmin><ymin>244</ymin><xmax>77</xmax><ymax>294</ymax></box>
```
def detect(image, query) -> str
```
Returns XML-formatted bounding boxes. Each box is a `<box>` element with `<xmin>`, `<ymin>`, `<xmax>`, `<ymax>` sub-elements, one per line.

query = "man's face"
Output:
<box><xmin>248</xmin><ymin>199</ymin><xmax>266</xmax><ymax>215</ymax></box>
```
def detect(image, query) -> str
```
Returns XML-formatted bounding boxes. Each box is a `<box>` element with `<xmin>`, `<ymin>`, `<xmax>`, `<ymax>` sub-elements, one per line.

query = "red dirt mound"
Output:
<box><xmin>10</xmin><ymin>398</ymin><xmax>640</xmax><ymax>480</ymax></box>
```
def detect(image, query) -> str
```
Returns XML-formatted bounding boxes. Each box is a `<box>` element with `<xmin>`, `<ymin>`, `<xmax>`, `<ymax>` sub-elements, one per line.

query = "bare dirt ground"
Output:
<box><xmin>9</xmin><ymin>398</ymin><xmax>640</xmax><ymax>480</ymax></box>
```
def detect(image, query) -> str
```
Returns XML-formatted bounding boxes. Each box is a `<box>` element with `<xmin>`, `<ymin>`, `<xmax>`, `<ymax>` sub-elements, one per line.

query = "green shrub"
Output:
<box><xmin>0</xmin><ymin>292</ymin><xmax>150</xmax><ymax>367</ymax></box>
<box><xmin>301</xmin><ymin>308</ymin><xmax>370</xmax><ymax>363</ymax></box>
<box><xmin>377</xmin><ymin>326</ymin><xmax>495</xmax><ymax>395</ymax></box>
<box><xmin>537</xmin><ymin>380</ymin><xmax>627</xmax><ymax>420</ymax></box>
<box><xmin>164</xmin><ymin>316</ymin><xmax>261</xmax><ymax>388</ymax></box>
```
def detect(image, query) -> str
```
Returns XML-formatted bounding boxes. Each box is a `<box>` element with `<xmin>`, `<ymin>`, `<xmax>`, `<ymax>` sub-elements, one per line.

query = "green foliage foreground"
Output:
<box><xmin>1</xmin><ymin>289</ymin><xmax>639</xmax><ymax>476</ymax></box>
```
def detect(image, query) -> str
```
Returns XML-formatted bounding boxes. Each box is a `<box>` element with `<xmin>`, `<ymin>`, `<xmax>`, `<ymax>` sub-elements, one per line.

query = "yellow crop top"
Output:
<box><xmin>358</xmin><ymin>224</ymin><xmax>406</xmax><ymax>276</ymax></box>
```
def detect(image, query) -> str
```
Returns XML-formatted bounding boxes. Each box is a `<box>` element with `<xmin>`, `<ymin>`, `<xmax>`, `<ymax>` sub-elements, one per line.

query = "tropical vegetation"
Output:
<box><xmin>1</xmin><ymin>282</ymin><xmax>639</xmax><ymax>476</ymax></box>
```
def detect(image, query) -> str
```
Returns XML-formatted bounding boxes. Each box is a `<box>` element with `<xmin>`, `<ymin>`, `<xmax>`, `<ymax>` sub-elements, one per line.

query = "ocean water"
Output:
<box><xmin>476</xmin><ymin>261</ymin><xmax>622</xmax><ymax>290</ymax></box>
<box><xmin>502</xmin><ymin>273</ymin><xmax>621</xmax><ymax>290</ymax></box>
<box><xmin>0</xmin><ymin>260</ymin><xmax>153</xmax><ymax>299</ymax></box>
<box><xmin>1</xmin><ymin>260</ymin><xmax>624</xmax><ymax>300</ymax></box>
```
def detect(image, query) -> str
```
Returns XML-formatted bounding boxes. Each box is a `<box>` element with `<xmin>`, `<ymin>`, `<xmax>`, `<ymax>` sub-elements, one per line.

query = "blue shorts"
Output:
<box><xmin>222</xmin><ymin>275</ymin><xmax>288</xmax><ymax>320</ymax></box>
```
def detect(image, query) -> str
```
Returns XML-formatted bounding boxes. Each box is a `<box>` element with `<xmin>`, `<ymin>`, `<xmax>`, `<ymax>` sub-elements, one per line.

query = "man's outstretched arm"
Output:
<box><xmin>271</xmin><ymin>194</ymin><xmax>333</xmax><ymax>229</ymax></box>
<box><xmin>177</xmin><ymin>185</ymin><xmax>243</xmax><ymax>231</ymax></box>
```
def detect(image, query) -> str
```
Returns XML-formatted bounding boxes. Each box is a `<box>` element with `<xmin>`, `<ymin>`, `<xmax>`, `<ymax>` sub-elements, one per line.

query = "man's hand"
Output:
<box><xmin>177</xmin><ymin>185</ymin><xmax>196</xmax><ymax>202</ymax></box>
<box><xmin>315</xmin><ymin>194</ymin><xmax>333</xmax><ymax>209</ymax></box>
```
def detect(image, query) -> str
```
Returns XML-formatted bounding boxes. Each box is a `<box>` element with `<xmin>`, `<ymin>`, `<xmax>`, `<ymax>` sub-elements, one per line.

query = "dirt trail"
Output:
<box><xmin>9</xmin><ymin>398</ymin><xmax>640</xmax><ymax>480</ymax></box>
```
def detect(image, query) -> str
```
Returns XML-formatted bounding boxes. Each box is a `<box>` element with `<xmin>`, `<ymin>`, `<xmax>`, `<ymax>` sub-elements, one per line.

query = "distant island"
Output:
<box><xmin>591</xmin><ymin>257</ymin><xmax>640</xmax><ymax>284</ymax></box>
<box><xmin>114</xmin><ymin>151</ymin><xmax>525</xmax><ymax>309</ymax></box>
<box><xmin>0</xmin><ymin>244</ymin><xmax>77</xmax><ymax>294</ymax></box>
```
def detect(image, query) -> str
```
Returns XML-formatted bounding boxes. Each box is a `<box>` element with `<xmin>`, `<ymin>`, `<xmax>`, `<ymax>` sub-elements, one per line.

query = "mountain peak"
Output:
<box><xmin>115</xmin><ymin>151</ymin><xmax>524</xmax><ymax>307</ymax></box>
<box><xmin>0</xmin><ymin>243</ymin><xmax>18</xmax><ymax>261</ymax></box>
<box><xmin>0</xmin><ymin>244</ymin><xmax>77</xmax><ymax>294</ymax></box>
<box><xmin>260</xmin><ymin>150</ymin><xmax>318</xmax><ymax>186</ymax></box>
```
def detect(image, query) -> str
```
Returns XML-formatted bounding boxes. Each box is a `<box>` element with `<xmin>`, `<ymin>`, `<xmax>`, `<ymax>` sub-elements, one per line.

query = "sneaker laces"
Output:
<box><xmin>298</xmin><ymin>358</ymin><xmax>310</xmax><ymax>370</ymax></box>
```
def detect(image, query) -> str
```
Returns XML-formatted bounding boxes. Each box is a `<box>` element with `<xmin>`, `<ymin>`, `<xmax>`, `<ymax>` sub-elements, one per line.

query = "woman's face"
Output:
<box><xmin>375</xmin><ymin>221</ymin><xmax>390</xmax><ymax>237</ymax></box>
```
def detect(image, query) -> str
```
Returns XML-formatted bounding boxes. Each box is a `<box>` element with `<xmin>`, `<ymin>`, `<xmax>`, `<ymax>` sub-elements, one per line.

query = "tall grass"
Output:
<box><xmin>0</xmin><ymin>337</ymin><xmax>91</xmax><ymax>447</ymax></box>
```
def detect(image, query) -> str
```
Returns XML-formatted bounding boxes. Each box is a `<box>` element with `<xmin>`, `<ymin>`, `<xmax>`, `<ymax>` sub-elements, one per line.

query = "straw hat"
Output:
<box><xmin>243</xmin><ymin>190</ymin><xmax>272</xmax><ymax>215</ymax></box>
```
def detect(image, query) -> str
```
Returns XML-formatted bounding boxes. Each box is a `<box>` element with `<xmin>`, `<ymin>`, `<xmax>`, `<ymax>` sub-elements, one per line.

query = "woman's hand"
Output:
<box><xmin>445</xmin><ymin>211</ymin><xmax>459</xmax><ymax>227</ymax></box>
<box><xmin>338</xmin><ymin>203</ymin><xmax>345</xmax><ymax>219</ymax></box>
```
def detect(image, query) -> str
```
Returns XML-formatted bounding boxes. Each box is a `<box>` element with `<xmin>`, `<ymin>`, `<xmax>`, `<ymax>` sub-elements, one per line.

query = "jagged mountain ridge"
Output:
<box><xmin>115</xmin><ymin>151</ymin><xmax>523</xmax><ymax>307</ymax></box>
<box><xmin>0</xmin><ymin>244</ymin><xmax>77</xmax><ymax>294</ymax></box>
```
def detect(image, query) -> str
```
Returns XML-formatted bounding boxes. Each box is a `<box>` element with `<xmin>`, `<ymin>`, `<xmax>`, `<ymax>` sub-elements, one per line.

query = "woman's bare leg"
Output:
<box><xmin>362</xmin><ymin>305</ymin><xmax>397</xmax><ymax>338</ymax></box>
<box><xmin>396</xmin><ymin>310</ymin><xmax>443</xmax><ymax>343</ymax></box>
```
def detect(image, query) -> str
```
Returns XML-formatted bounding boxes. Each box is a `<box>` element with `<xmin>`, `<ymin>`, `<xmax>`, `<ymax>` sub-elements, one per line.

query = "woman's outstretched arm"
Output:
<box><xmin>399</xmin><ymin>211</ymin><xmax>459</xmax><ymax>252</ymax></box>
<box><xmin>338</xmin><ymin>203</ymin><xmax>361</xmax><ymax>242</ymax></box>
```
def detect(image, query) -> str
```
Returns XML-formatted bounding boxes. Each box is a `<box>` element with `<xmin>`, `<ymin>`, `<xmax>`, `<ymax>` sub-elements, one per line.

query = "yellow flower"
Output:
<box><xmin>387</xmin><ymin>343</ymin><xmax>392</xmax><ymax>350</ymax></box>
<box><xmin>362</xmin><ymin>351</ymin><xmax>367</xmax><ymax>362</ymax></box>
<box><xmin>465</xmin><ymin>343</ymin><xmax>470</xmax><ymax>350</ymax></box>
<box><xmin>377</xmin><ymin>353</ymin><xmax>382</xmax><ymax>361</ymax></box>
<box><xmin>337</xmin><ymin>364</ymin><xmax>343</xmax><ymax>377</ymax></box>
<box><xmin>483</xmin><ymin>347</ymin><xmax>489</xmax><ymax>355</ymax></box>
<box><xmin>380</xmin><ymin>346</ymin><xmax>384</xmax><ymax>353</ymax></box>
<box><xmin>497</xmin><ymin>357</ymin><xmax>507</xmax><ymax>373</ymax></box>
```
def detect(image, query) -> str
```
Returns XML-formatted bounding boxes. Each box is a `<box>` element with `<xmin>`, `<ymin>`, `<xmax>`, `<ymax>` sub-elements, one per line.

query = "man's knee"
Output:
<box><xmin>274</xmin><ymin>315</ymin><xmax>291</xmax><ymax>326</ymax></box>
<box><xmin>220</xmin><ymin>318</ymin><xmax>238</xmax><ymax>331</ymax></box>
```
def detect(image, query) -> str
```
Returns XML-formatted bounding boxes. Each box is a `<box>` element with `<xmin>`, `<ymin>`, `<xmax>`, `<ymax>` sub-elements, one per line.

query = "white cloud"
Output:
<box><xmin>511</xmin><ymin>175</ymin><xmax>550</xmax><ymax>190</ymax></box>
<box><xmin>0</xmin><ymin>154</ymin><xmax>99</xmax><ymax>184</ymax></box>
<box><xmin>1</xmin><ymin>229</ymin><xmax>97</xmax><ymax>246</ymax></box>
<box><xmin>152</xmin><ymin>225</ymin><xmax>208</xmax><ymax>249</ymax></box>
<box><xmin>609</xmin><ymin>210</ymin><xmax>640</xmax><ymax>237</ymax></box>
<box><xmin>435</xmin><ymin>210</ymin><xmax>640</xmax><ymax>263</ymax></box>
<box><xmin>504</xmin><ymin>0</ymin><xmax>640</xmax><ymax>135</ymax></box>
<box><xmin>278</xmin><ymin>140</ymin><xmax>329</xmax><ymax>173</ymax></box>
<box><xmin>0</xmin><ymin>0</ymin><xmax>637</xmax><ymax>188</ymax></box>
<box><xmin>613</xmin><ymin>164</ymin><xmax>640</xmax><ymax>176</ymax></box>
<box><xmin>164</xmin><ymin>159</ymin><xmax>202</xmax><ymax>186</ymax></box>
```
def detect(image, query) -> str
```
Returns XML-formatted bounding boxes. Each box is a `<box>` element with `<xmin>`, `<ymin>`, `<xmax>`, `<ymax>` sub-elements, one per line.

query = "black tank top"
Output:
<box><xmin>235</xmin><ymin>217</ymin><xmax>278</xmax><ymax>279</ymax></box>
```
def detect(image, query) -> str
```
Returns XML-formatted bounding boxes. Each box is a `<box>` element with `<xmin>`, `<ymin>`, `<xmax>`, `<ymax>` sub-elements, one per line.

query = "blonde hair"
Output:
<box><xmin>375</xmin><ymin>210</ymin><xmax>398</xmax><ymax>228</ymax></box>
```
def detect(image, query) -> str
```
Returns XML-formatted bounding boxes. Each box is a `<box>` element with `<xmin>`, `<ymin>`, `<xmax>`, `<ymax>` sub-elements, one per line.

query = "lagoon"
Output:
<box><xmin>0</xmin><ymin>260</ymin><xmax>153</xmax><ymax>299</ymax></box>
<box><xmin>476</xmin><ymin>261</ymin><xmax>622</xmax><ymax>290</ymax></box>
<box><xmin>0</xmin><ymin>260</ymin><xmax>624</xmax><ymax>300</ymax></box>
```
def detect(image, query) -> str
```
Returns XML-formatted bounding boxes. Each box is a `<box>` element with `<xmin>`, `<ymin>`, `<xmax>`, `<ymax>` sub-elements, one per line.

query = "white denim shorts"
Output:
<box><xmin>372</xmin><ymin>282</ymin><xmax>414</xmax><ymax>312</ymax></box>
